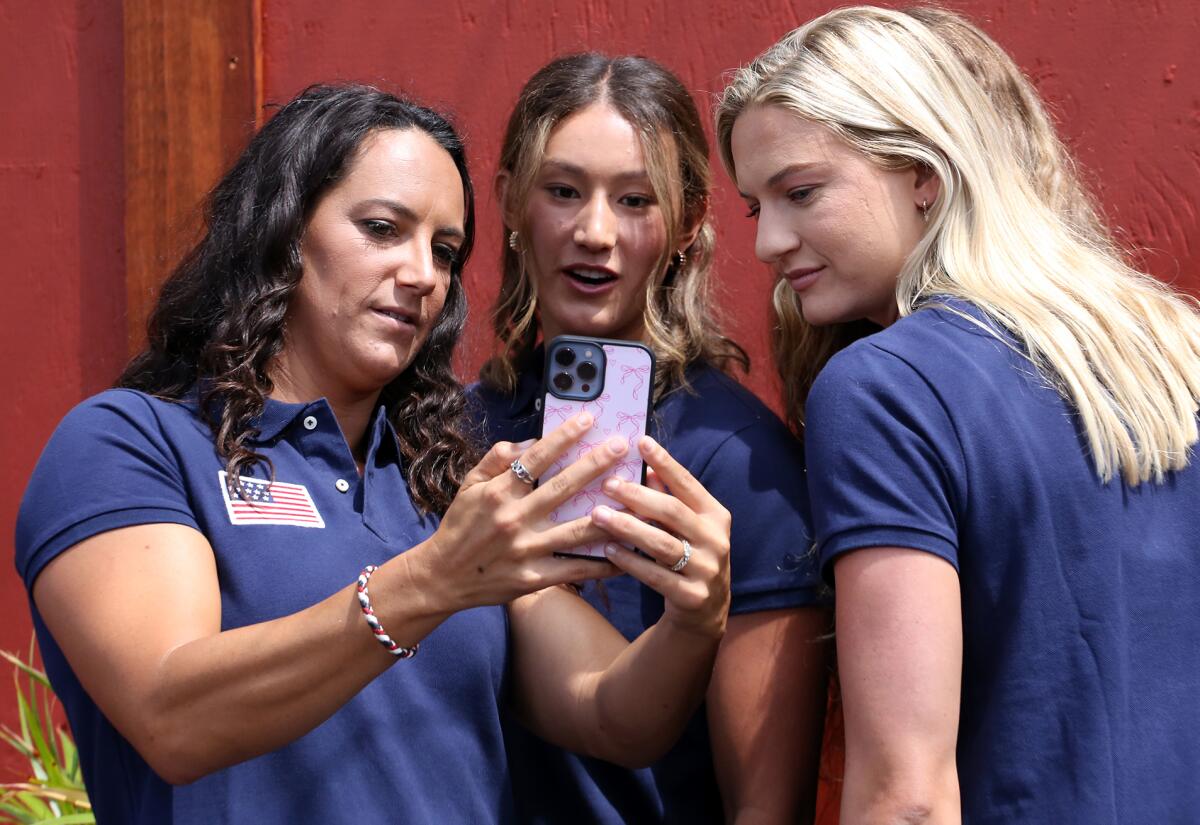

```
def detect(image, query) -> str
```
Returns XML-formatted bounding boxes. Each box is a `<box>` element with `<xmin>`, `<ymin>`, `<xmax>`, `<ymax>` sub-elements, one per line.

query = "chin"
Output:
<box><xmin>354</xmin><ymin>351</ymin><xmax>421</xmax><ymax>390</ymax></box>
<box><xmin>798</xmin><ymin>304</ymin><xmax>841</xmax><ymax>328</ymax></box>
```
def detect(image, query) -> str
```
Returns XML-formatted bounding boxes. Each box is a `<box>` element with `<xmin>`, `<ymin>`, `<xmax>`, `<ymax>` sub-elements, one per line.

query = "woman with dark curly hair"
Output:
<box><xmin>14</xmin><ymin>84</ymin><xmax>732</xmax><ymax>824</ymax></box>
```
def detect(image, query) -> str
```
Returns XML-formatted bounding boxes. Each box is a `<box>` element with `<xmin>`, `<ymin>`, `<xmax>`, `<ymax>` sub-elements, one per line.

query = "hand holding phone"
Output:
<box><xmin>538</xmin><ymin>336</ymin><xmax>655</xmax><ymax>559</ymax></box>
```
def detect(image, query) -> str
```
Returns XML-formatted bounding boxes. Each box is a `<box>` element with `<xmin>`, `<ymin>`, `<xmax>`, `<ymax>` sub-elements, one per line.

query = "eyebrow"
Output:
<box><xmin>738</xmin><ymin>162</ymin><xmax>827</xmax><ymax>198</ymax></box>
<box><xmin>360</xmin><ymin>198</ymin><xmax>466</xmax><ymax>242</ymax></box>
<box><xmin>540</xmin><ymin>159</ymin><xmax>650</xmax><ymax>183</ymax></box>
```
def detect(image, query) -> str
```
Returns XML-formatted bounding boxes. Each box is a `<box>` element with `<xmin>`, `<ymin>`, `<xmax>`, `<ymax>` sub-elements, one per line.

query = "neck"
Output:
<box><xmin>539</xmin><ymin>318</ymin><xmax>648</xmax><ymax>347</ymax></box>
<box><xmin>270</xmin><ymin>354</ymin><xmax>381</xmax><ymax>468</ymax></box>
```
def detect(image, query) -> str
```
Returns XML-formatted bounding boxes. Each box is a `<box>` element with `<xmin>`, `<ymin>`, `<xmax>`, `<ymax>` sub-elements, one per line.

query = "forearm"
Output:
<box><xmin>709</xmin><ymin>608</ymin><xmax>831</xmax><ymax>825</ymax></box>
<box><xmin>841</xmin><ymin>756</ymin><xmax>960</xmax><ymax>825</ymax></box>
<box><xmin>584</xmin><ymin>614</ymin><xmax>721</xmax><ymax>767</ymax></box>
<box><xmin>834</xmin><ymin>548</ymin><xmax>963</xmax><ymax>825</ymax></box>
<box><xmin>45</xmin><ymin>544</ymin><xmax>452</xmax><ymax>784</ymax></box>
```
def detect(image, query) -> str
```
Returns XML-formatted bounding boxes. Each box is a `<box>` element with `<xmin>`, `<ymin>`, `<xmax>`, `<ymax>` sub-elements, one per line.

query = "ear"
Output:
<box><xmin>913</xmin><ymin>164</ymin><xmax>941</xmax><ymax>212</ymax></box>
<box><xmin>494</xmin><ymin>170</ymin><xmax>518</xmax><ymax>229</ymax></box>
<box><xmin>676</xmin><ymin>194</ymin><xmax>709</xmax><ymax>254</ymax></box>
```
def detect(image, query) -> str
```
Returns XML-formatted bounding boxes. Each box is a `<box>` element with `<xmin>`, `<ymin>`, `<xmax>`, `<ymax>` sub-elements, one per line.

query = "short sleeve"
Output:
<box><xmin>805</xmin><ymin>343</ymin><xmax>966</xmax><ymax>584</ymax></box>
<box><xmin>15</xmin><ymin>390</ymin><xmax>201</xmax><ymax>589</ymax></box>
<box><xmin>697</xmin><ymin>417</ymin><xmax>827</xmax><ymax>614</ymax></box>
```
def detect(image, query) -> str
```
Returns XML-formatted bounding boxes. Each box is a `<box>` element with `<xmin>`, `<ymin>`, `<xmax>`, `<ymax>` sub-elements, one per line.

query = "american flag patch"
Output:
<box><xmin>218</xmin><ymin>471</ymin><xmax>325</xmax><ymax>528</ymax></box>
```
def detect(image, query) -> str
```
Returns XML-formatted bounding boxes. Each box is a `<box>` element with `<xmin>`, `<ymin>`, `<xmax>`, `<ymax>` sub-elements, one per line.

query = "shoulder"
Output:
<box><xmin>49</xmin><ymin>388</ymin><xmax>203</xmax><ymax>449</ymax></box>
<box><xmin>16</xmin><ymin>389</ymin><xmax>205</xmax><ymax>588</ymax></box>
<box><xmin>27</xmin><ymin>387</ymin><xmax>207</xmax><ymax>491</ymax></box>
<box><xmin>659</xmin><ymin>364</ymin><xmax>805</xmax><ymax>499</ymax></box>
<box><xmin>659</xmin><ymin>364</ymin><xmax>786</xmax><ymax>439</ymax></box>
<box><xmin>811</xmin><ymin>302</ymin><xmax>1010</xmax><ymax>416</ymax></box>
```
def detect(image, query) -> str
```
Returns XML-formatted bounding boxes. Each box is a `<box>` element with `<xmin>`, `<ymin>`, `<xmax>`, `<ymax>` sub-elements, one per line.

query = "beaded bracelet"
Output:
<box><xmin>356</xmin><ymin>564</ymin><xmax>419</xmax><ymax>659</ymax></box>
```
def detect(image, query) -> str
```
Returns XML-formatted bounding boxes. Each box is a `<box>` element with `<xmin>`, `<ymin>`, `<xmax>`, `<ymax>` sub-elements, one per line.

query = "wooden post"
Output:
<box><xmin>123</xmin><ymin>0</ymin><xmax>261</xmax><ymax>353</ymax></box>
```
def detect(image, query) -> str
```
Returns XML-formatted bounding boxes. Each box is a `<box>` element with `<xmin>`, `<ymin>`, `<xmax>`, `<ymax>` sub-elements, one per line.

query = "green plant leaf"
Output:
<box><xmin>0</xmin><ymin>642</ymin><xmax>90</xmax><ymax>819</ymax></box>
<box><xmin>0</xmin><ymin>784</ymin><xmax>90</xmax><ymax>811</ymax></box>
<box><xmin>0</xmin><ymin>653</ymin><xmax>50</xmax><ymax>690</ymax></box>
<box><xmin>13</xmin><ymin>792</ymin><xmax>52</xmax><ymax>819</ymax></box>
<box><xmin>0</xmin><ymin>726</ymin><xmax>35</xmax><ymax>760</ymax></box>
<box><xmin>28</xmin><ymin>814</ymin><xmax>95</xmax><ymax>825</ymax></box>
<box><xmin>0</xmin><ymin>802</ymin><xmax>39</xmax><ymax>824</ymax></box>
<box><xmin>16</xmin><ymin>693</ymin><xmax>63</xmax><ymax>788</ymax></box>
<box><xmin>53</xmin><ymin>732</ymin><xmax>80</xmax><ymax>788</ymax></box>
<box><xmin>0</xmin><ymin>794</ymin><xmax>40</xmax><ymax>824</ymax></box>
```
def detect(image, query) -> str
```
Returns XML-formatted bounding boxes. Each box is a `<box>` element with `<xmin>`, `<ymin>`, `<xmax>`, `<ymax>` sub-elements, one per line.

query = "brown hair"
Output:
<box><xmin>481</xmin><ymin>53</ymin><xmax>747</xmax><ymax>400</ymax></box>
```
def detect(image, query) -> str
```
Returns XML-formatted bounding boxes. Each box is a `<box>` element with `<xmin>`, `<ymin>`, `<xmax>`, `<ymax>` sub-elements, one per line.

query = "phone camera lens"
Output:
<box><xmin>553</xmin><ymin>372</ymin><xmax>574</xmax><ymax>392</ymax></box>
<box><xmin>577</xmin><ymin>361</ymin><xmax>597</xmax><ymax>381</ymax></box>
<box><xmin>554</xmin><ymin>347</ymin><xmax>576</xmax><ymax>367</ymax></box>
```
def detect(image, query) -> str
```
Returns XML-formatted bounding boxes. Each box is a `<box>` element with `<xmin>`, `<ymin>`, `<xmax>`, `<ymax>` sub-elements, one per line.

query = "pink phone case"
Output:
<box><xmin>539</xmin><ymin>338</ymin><xmax>655</xmax><ymax>559</ymax></box>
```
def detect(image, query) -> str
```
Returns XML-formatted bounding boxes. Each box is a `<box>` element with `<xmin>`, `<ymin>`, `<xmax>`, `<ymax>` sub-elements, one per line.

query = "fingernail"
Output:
<box><xmin>603</xmin><ymin>476</ymin><xmax>621</xmax><ymax>494</ymax></box>
<box><xmin>603</xmin><ymin>543</ymin><xmax>620</xmax><ymax>558</ymax></box>
<box><xmin>516</xmin><ymin>439</ymin><xmax>536</xmax><ymax>449</ymax></box>
<box><xmin>592</xmin><ymin>505</ymin><xmax>613</xmax><ymax>524</ymax></box>
<box><xmin>607</xmin><ymin>436</ymin><xmax>628</xmax><ymax>455</ymax></box>
<box><xmin>638</xmin><ymin>435</ymin><xmax>655</xmax><ymax>453</ymax></box>
<box><xmin>577</xmin><ymin>412</ymin><xmax>594</xmax><ymax>429</ymax></box>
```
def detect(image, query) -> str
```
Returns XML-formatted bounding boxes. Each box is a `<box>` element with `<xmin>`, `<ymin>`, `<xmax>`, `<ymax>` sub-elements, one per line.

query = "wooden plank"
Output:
<box><xmin>124</xmin><ymin>0</ymin><xmax>261</xmax><ymax>353</ymax></box>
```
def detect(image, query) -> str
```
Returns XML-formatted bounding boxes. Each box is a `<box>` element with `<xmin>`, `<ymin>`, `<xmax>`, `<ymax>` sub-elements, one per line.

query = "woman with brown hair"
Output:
<box><xmin>473</xmin><ymin>54</ymin><xmax>830</xmax><ymax>823</ymax></box>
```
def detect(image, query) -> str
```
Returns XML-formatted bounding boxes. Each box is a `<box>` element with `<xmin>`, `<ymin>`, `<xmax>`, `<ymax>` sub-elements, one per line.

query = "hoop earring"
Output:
<box><xmin>508</xmin><ymin>230</ymin><xmax>520</xmax><ymax>251</ymax></box>
<box><xmin>674</xmin><ymin>249</ymin><xmax>687</xmax><ymax>267</ymax></box>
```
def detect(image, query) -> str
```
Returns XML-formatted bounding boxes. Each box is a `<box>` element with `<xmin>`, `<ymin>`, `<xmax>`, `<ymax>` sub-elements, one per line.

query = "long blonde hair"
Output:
<box><xmin>716</xmin><ymin>6</ymin><xmax>1200</xmax><ymax>485</ymax></box>
<box><xmin>481</xmin><ymin>53</ymin><xmax>747</xmax><ymax>401</ymax></box>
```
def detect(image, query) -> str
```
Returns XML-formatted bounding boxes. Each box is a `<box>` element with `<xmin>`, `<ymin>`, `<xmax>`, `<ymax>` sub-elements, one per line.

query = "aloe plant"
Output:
<box><xmin>0</xmin><ymin>643</ymin><xmax>93</xmax><ymax>825</ymax></box>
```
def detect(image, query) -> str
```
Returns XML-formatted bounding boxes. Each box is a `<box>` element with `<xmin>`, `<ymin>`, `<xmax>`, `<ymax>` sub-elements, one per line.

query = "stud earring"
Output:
<box><xmin>508</xmin><ymin>230</ymin><xmax>520</xmax><ymax>251</ymax></box>
<box><xmin>674</xmin><ymin>249</ymin><xmax>687</xmax><ymax>267</ymax></box>
<box><xmin>921</xmin><ymin>200</ymin><xmax>930</xmax><ymax>223</ymax></box>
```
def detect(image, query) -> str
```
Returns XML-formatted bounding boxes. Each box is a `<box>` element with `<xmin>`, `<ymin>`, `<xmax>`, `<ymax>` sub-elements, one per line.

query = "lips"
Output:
<box><xmin>372</xmin><ymin>306</ymin><xmax>418</xmax><ymax>327</ymax></box>
<box><xmin>562</xmin><ymin>264</ymin><xmax>618</xmax><ymax>293</ymax></box>
<box><xmin>783</xmin><ymin>265</ymin><xmax>824</xmax><ymax>292</ymax></box>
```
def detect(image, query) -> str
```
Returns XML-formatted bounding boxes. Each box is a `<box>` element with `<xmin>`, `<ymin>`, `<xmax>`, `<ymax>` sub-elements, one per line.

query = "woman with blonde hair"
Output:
<box><xmin>718</xmin><ymin>7</ymin><xmax>1200</xmax><ymax>824</ymax></box>
<box><xmin>473</xmin><ymin>53</ymin><xmax>830</xmax><ymax>823</ymax></box>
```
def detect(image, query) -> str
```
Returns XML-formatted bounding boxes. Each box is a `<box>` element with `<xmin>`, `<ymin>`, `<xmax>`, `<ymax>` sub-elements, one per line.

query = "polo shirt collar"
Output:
<box><xmin>185</xmin><ymin>384</ymin><xmax>394</xmax><ymax>448</ymax></box>
<box><xmin>248</xmin><ymin>396</ymin><xmax>316</xmax><ymax>443</ymax></box>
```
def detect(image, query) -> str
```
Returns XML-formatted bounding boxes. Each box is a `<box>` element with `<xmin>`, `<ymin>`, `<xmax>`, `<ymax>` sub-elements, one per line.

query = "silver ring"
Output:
<box><xmin>509</xmin><ymin>457</ymin><xmax>535</xmax><ymax>485</ymax></box>
<box><xmin>669</xmin><ymin>539</ymin><xmax>692</xmax><ymax>573</ymax></box>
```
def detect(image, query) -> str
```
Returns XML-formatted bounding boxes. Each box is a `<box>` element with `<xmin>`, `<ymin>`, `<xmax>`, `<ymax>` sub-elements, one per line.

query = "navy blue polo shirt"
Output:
<box><xmin>15</xmin><ymin>389</ymin><xmax>513</xmax><ymax>825</ymax></box>
<box><xmin>806</xmin><ymin>300</ymin><xmax>1200</xmax><ymax>824</ymax></box>
<box><xmin>471</xmin><ymin>356</ymin><xmax>824</xmax><ymax>823</ymax></box>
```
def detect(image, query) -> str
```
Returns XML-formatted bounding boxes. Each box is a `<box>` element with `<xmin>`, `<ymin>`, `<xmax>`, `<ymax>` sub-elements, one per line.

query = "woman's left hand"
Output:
<box><xmin>590</xmin><ymin>435</ymin><xmax>731</xmax><ymax>640</ymax></box>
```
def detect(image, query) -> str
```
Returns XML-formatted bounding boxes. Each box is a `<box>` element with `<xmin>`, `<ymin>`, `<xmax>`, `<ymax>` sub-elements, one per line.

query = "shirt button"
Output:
<box><xmin>335</xmin><ymin>478</ymin><xmax>350</xmax><ymax>493</ymax></box>
<box><xmin>302</xmin><ymin>415</ymin><xmax>318</xmax><ymax>430</ymax></box>
<box><xmin>534</xmin><ymin>398</ymin><xmax>542</xmax><ymax>411</ymax></box>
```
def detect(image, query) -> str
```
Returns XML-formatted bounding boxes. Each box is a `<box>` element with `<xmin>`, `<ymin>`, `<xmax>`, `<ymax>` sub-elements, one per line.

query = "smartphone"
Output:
<box><xmin>538</xmin><ymin>335</ymin><xmax>656</xmax><ymax>559</ymax></box>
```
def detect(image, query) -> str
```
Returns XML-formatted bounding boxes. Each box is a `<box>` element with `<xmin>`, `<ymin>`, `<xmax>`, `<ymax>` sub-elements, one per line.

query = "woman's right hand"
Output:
<box><xmin>410</xmin><ymin>411</ymin><xmax>628</xmax><ymax>612</ymax></box>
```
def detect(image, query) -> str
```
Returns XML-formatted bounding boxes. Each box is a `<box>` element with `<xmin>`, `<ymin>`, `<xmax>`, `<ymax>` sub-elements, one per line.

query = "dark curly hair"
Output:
<box><xmin>119</xmin><ymin>84</ymin><xmax>479</xmax><ymax>514</ymax></box>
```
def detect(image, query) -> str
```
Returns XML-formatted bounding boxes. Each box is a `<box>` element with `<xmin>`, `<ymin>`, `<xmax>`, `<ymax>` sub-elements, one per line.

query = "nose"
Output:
<box><xmin>573</xmin><ymin>194</ymin><xmax>618</xmax><ymax>252</ymax></box>
<box><xmin>394</xmin><ymin>238</ymin><xmax>438</xmax><ymax>297</ymax></box>
<box><xmin>753</xmin><ymin>207</ymin><xmax>798</xmax><ymax>265</ymax></box>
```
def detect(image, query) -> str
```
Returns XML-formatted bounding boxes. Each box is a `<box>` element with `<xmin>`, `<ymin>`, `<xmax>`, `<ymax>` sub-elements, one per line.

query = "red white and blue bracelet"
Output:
<box><xmin>356</xmin><ymin>564</ymin><xmax>419</xmax><ymax>659</ymax></box>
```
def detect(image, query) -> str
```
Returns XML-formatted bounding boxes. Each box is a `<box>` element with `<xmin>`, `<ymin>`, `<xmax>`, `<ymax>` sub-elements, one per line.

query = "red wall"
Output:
<box><xmin>1</xmin><ymin>0</ymin><xmax>1197</xmax><ymax>789</ymax></box>
<box><xmin>0</xmin><ymin>0</ymin><xmax>126</xmax><ymax>778</ymax></box>
<box><xmin>261</xmin><ymin>0</ymin><xmax>1200</xmax><ymax>397</ymax></box>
